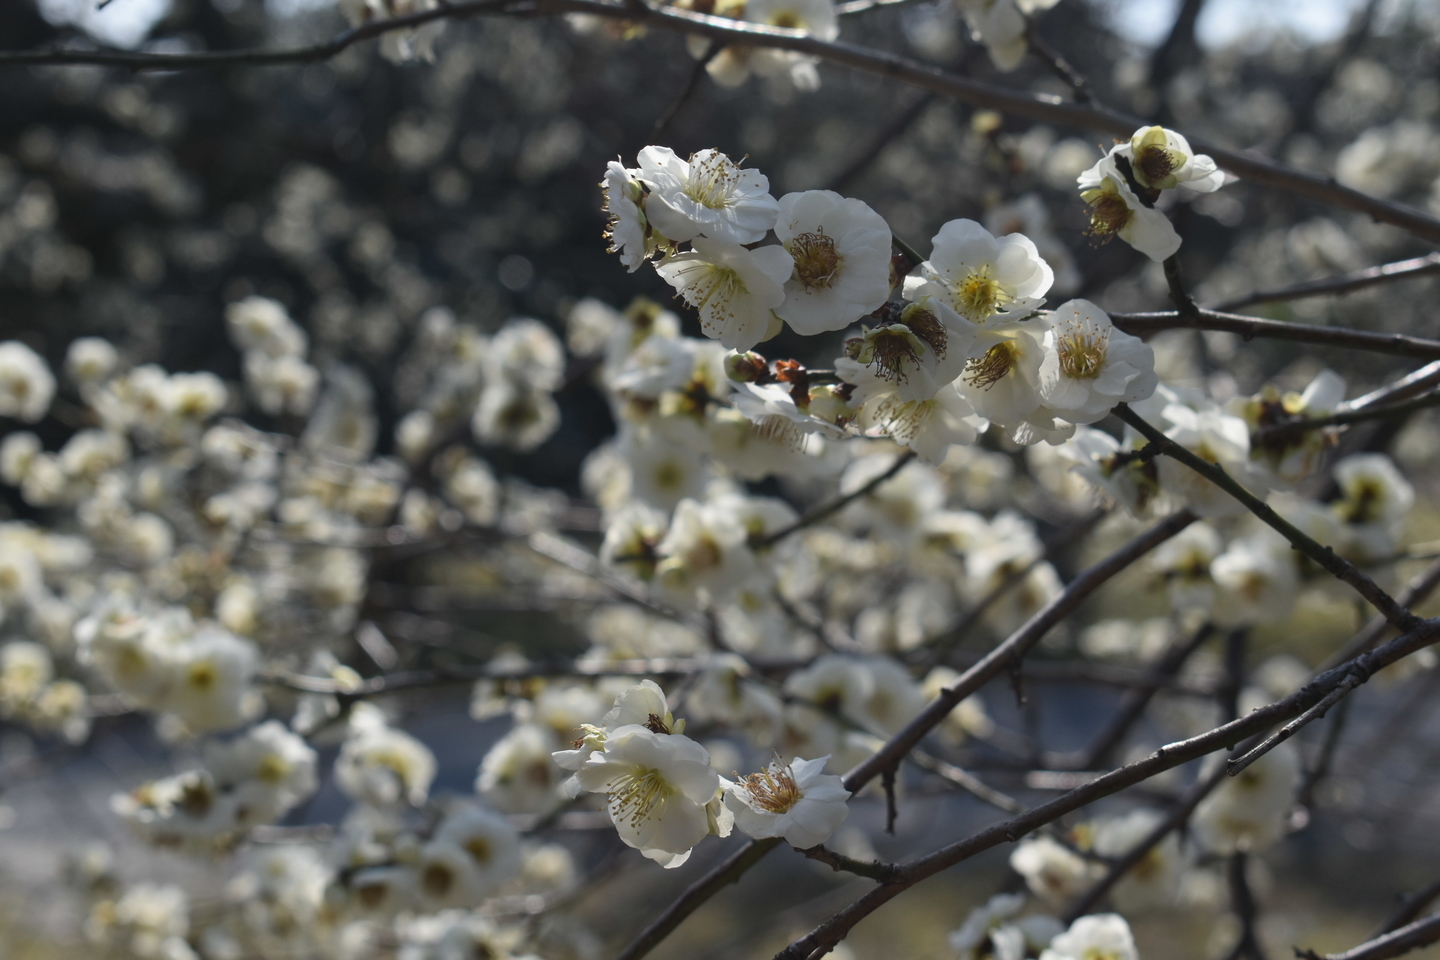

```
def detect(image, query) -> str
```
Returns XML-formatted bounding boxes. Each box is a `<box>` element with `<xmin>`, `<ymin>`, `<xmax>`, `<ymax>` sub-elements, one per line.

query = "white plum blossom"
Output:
<box><xmin>841</xmin><ymin>297</ymin><xmax>981</xmax><ymax>403</ymax></box>
<box><xmin>773</xmin><ymin>190</ymin><xmax>893</xmax><ymax>335</ymax></box>
<box><xmin>602</xmin><ymin>160</ymin><xmax>650</xmax><ymax>270</ymax></box>
<box><xmin>1210</xmin><ymin>532</ymin><xmax>1300</xmax><ymax>626</ymax></box>
<box><xmin>724</xmin><ymin>755</ymin><xmax>850</xmax><ymax>848</ymax></box>
<box><xmin>1009</xmin><ymin>834</ymin><xmax>1100</xmax><ymax>904</ymax></box>
<box><xmin>1038</xmin><ymin>300</ymin><xmax>1157</xmax><ymax>423</ymax></box>
<box><xmin>636</xmin><ymin>147</ymin><xmax>779</xmax><ymax>245</ymax></box>
<box><xmin>1193</xmin><ymin>742</ymin><xmax>1300</xmax><ymax>853</ymax></box>
<box><xmin>918</xmin><ymin>219</ymin><xmax>1054</xmax><ymax>325</ymax></box>
<box><xmin>1040</xmin><ymin>914</ymin><xmax>1139</xmax><ymax>960</ymax></box>
<box><xmin>0</xmin><ymin>341</ymin><xmax>57</xmax><ymax>423</ymax></box>
<box><xmin>654</xmin><ymin>497</ymin><xmax>758</xmax><ymax>603</ymax></box>
<box><xmin>573</xmin><ymin>723</ymin><xmax>722</xmax><ymax>868</ymax></box>
<box><xmin>655</xmin><ymin>238</ymin><xmax>794</xmax><ymax>350</ymax></box>
<box><xmin>1077</xmin><ymin>155</ymin><xmax>1182</xmax><ymax>262</ymax></box>
<box><xmin>1116</xmin><ymin>125</ymin><xmax>1225</xmax><ymax>193</ymax></box>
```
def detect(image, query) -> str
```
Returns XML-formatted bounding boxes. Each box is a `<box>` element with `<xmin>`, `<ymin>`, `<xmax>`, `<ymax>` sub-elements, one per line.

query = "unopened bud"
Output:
<box><xmin>724</xmin><ymin>350</ymin><xmax>770</xmax><ymax>383</ymax></box>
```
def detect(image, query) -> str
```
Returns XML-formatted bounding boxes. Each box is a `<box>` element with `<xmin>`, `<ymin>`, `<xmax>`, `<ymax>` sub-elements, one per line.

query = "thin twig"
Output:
<box><xmin>1224</xmin><ymin>852</ymin><xmax>1268</xmax><ymax>960</ymax></box>
<box><xmin>1163</xmin><ymin>255</ymin><xmax>1199</xmax><ymax>317</ymax></box>
<box><xmin>825</xmin><ymin>93</ymin><xmax>935</xmax><ymax>193</ymax></box>
<box><xmin>1113</xmin><ymin>404</ymin><xmax>1419</xmax><ymax>631</ymax></box>
<box><xmin>1024</xmin><ymin>24</ymin><xmax>1091</xmax><ymax>102</ymax></box>
<box><xmin>1110</xmin><ymin>309</ymin><xmax>1440</xmax><ymax>360</ymax></box>
<box><xmin>1296</xmin><ymin>693</ymin><xmax>1351</xmax><ymax>809</ymax></box>
<box><xmin>1062</xmin><ymin>760</ymin><xmax>1231</xmax><ymax>923</ymax></box>
<box><xmin>756</xmin><ymin>452</ymin><xmax>916</xmax><ymax>548</ymax></box>
<box><xmin>653</xmin><ymin>41</ymin><xmax>721</xmax><ymax>134</ymax></box>
<box><xmin>800</xmin><ymin>845</ymin><xmax>901</xmax><ymax>882</ymax></box>
<box><xmin>1372</xmin><ymin>877</ymin><xmax>1440</xmax><ymax>939</ymax></box>
<box><xmin>12</xmin><ymin>0</ymin><xmax>1440</xmax><ymax>245</ymax></box>
<box><xmin>1073</xmin><ymin>622</ymin><xmax>1215</xmax><ymax>770</ymax></box>
<box><xmin>1297</xmin><ymin>912</ymin><xmax>1440</xmax><ymax>960</ymax></box>
<box><xmin>612</xmin><ymin>838</ymin><xmax>783</xmax><ymax>960</ymax></box>
<box><xmin>1212</xmin><ymin>252</ymin><xmax>1440</xmax><ymax>313</ymax></box>
<box><xmin>843</xmin><ymin>509</ymin><xmax>1196</xmax><ymax>793</ymax></box>
<box><xmin>905</xmin><ymin>751</ymin><xmax>1024</xmax><ymax>814</ymax></box>
<box><xmin>772</xmin><ymin>617</ymin><xmax>1440</xmax><ymax>960</ymax></box>
<box><xmin>1255</xmin><ymin>391</ymin><xmax>1440</xmax><ymax>446</ymax></box>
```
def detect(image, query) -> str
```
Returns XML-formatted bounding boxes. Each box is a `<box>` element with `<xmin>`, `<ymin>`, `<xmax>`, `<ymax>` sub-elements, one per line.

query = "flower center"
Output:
<box><xmin>788</xmin><ymin>231</ymin><xmax>843</xmax><ymax>291</ymax></box>
<box><xmin>954</xmin><ymin>266</ymin><xmax>1013</xmax><ymax>321</ymax></box>
<box><xmin>1134</xmin><ymin>144</ymin><xmax>1178</xmax><ymax>186</ymax></box>
<box><xmin>769</xmin><ymin>10</ymin><xmax>802</xmax><ymax>26</ymax></box>
<box><xmin>902</xmin><ymin>307</ymin><xmax>948</xmax><ymax>358</ymax></box>
<box><xmin>609</xmin><ymin>767</ymin><xmax>673</xmax><ymax>827</ymax></box>
<box><xmin>1083</xmin><ymin>183</ymin><xmax>1132</xmax><ymax>240</ymax></box>
<box><xmin>683</xmin><ymin>153</ymin><xmax>742</xmax><ymax>210</ymax></box>
<box><xmin>964</xmin><ymin>341</ymin><xmax>1018</xmax><ymax>390</ymax></box>
<box><xmin>1056</xmin><ymin>322</ymin><xmax>1110</xmax><ymax>380</ymax></box>
<box><xmin>847</xmin><ymin>325</ymin><xmax>926</xmax><ymax>382</ymax></box>
<box><xmin>741</xmin><ymin>763</ymin><xmax>802</xmax><ymax>814</ymax></box>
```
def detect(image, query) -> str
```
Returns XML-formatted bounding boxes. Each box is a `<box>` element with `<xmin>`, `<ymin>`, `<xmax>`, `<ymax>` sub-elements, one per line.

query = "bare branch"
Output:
<box><xmin>12</xmin><ymin>0</ymin><xmax>1440</xmax><ymax>244</ymax></box>
<box><xmin>1373</xmin><ymin>877</ymin><xmax>1440</xmax><ymax>939</ymax></box>
<box><xmin>773</xmin><ymin>617</ymin><xmax>1440</xmax><ymax>960</ymax></box>
<box><xmin>1225</xmin><ymin>852</ymin><xmax>1268</xmax><ymax>960</ymax></box>
<box><xmin>1109</xmin><ymin>309</ymin><xmax>1440</xmax><ymax>360</ymax></box>
<box><xmin>1255</xmin><ymin>391</ymin><xmax>1440</xmax><ymax>447</ymax></box>
<box><xmin>1297</xmin><ymin>912</ymin><xmax>1440</xmax><ymax>960</ymax></box>
<box><xmin>756</xmin><ymin>452</ymin><xmax>916</xmax><ymax>549</ymax></box>
<box><xmin>799</xmin><ymin>844</ymin><xmax>901</xmax><ymax>882</ymax></box>
<box><xmin>1113</xmin><ymin>405</ymin><xmax>1420</xmax><ymax>631</ymax></box>
<box><xmin>843</xmin><ymin>509</ymin><xmax>1197</xmax><ymax>793</ymax></box>
<box><xmin>1062</xmin><ymin>760</ymin><xmax>1231</xmax><ymax>923</ymax></box>
<box><xmin>612</xmin><ymin>838</ymin><xmax>783</xmax><ymax>960</ymax></box>
<box><xmin>1213</xmin><ymin>252</ymin><xmax>1440</xmax><ymax>313</ymax></box>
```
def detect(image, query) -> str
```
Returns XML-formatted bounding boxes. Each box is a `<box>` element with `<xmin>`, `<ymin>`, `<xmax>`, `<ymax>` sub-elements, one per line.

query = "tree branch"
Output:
<box><xmin>1112</xmin><ymin>405</ymin><xmax>1420</xmax><ymax>631</ymax></box>
<box><xmin>1297</xmin><ymin>912</ymin><xmax>1440</xmax><ymax>960</ymax></box>
<box><xmin>12</xmin><ymin>0</ymin><xmax>1440</xmax><ymax>244</ymax></box>
<box><xmin>799</xmin><ymin>844</ymin><xmax>901</xmax><ymax>882</ymax></box>
<box><xmin>773</xmin><ymin>617</ymin><xmax>1440</xmax><ymax>960</ymax></box>
<box><xmin>1372</xmin><ymin>877</ymin><xmax>1440</xmax><ymax>939</ymax></box>
<box><xmin>1061</xmin><ymin>759</ymin><xmax>1231</xmax><ymax>923</ymax></box>
<box><xmin>755</xmin><ymin>452</ymin><xmax>915</xmax><ymax>549</ymax></box>
<box><xmin>1212</xmin><ymin>252</ymin><xmax>1440</xmax><ymax>313</ymax></box>
<box><xmin>1109</xmin><ymin>309</ymin><xmax>1440</xmax><ymax>360</ymax></box>
<box><xmin>612</xmin><ymin>838</ymin><xmax>783</xmax><ymax>960</ymax></box>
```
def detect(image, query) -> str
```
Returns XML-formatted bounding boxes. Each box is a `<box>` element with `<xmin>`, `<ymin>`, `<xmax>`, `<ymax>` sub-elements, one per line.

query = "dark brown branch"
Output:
<box><xmin>1109</xmin><ymin>309</ymin><xmax>1440</xmax><ymax>360</ymax></box>
<box><xmin>653</xmin><ymin>41</ymin><xmax>721</xmax><ymax>135</ymax></box>
<box><xmin>1298</xmin><ymin>912</ymin><xmax>1440</xmax><ymax>960</ymax></box>
<box><xmin>12</xmin><ymin>0</ymin><xmax>1440</xmax><ymax>245</ymax></box>
<box><xmin>773</xmin><ymin>617</ymin><xmax>1440</xmax><ymax>960</ymax></box>
<box><xmin>1225</xmin><ymin>852</ymin><xmax>1268</xmax><ymax>960</ymax></box>
<box><xmin>756</xmin><ymin>452</ymin><xmax>915</xmax><ymax>548</ymax></box>
<box><xmin>1061</xmin><ymin>760</ymin><xmax>1231</xmax><ymax>923</ymax></box>
<box><xmin>1255</xmin><ymin>391</ymin><xmax>1440</xmax><ymax>446</ymax></box>
<box><xmin>843</xmin><ymin>509</ymin><xmax>1196</xmax><ymax>793</ymax></box>
<box><xmin>1073</xmin><ymin>622</ymin><xmax>1215</xmax><ymax>770</ymax></box>
<box><xmin>1373</xmin><ymin>877</ymin><xmax>1440</xmax><ymax>939</ymax></box>
<box><xmin>612</xmin><ymin>838</ymin><xmax>783</xmax><ymax>960</ymax></box>
<box><xmin>825</xmin><ymin>93</ymin><xmax>935</xmax><ymax>193</ymax></box>
<box><xmin>800</xmin><ymin>844</ymin><xmax>901</xmax><ymax>882</ymax></box>
<box><xmin>1213</xmin><ymin>253</ymin><xmax>1440</xmax><ymax>313</ymax></box>
<box><xmin>1113</xmin><ymin>405</ymin><xmax>1419</xmax><ymax>631</ymax></box>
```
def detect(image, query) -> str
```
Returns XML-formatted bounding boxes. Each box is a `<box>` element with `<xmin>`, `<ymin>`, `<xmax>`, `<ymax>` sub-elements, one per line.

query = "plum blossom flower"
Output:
<box><xmin>842</xmin><ymin>298</ymin><xmax>981</xmax><ymax>403</ymax></box>
<box><xmin>773</xmin><ymin>190</ymin><xmax>893</xmax><ymax>335</ymax></box>
<box><xmin>917</xmin><ymin>219</ymin><xmax>1054</xmax><ymax>325</ymax></box>
<box><xmin>637</xmin><ymin>147</ymin><xmax>779</xmax><ymax>245</ymax></box>
<box><xmin>1193</xmin><ymin>743</ymin><xmax>1299</xmax><ymax>853</ymax></box>
<box><xmin>1039</xmin><ymin>914</ymin><xmax>1138</xmax><ymax>960</ymax></box>
<box><xmin>1117</xmin><ymin>125</ymin><xmax>1225</xmax><ymax>193</ymax></box>
<box><xmin>0</xmin><ymin>342</ymin><xmax>57</xmax><ymax>423</ymax></box>
<box><xmin>655</xmin><ymin>239</ymin><xmax>793</xmax><ymax>350</ymax></box>
<box><xmin>573</xmin><ymin>724</ymin><xmax>722</xmax><ymax>868</ymax></box>
<box><xmin>1009</xmin><ymin>835</ymin><xmax>1100</xmax><ymax>904</ymax></box>
<box><xmin>724</xmin><ymin>755</ymin><xmax>850</xmax><ymax>848</ymax></box>
<box><xmin>1039</xmin><ymin>300</ymin><xmax>1157</xmax><ymax>423</ymax></box>
<box><xmin>842</xmin><ymin>360</ymin><xmax>987</xmax><ymax>464</ymax></box>
<box><xmin>1077</xmin><ymin>156</ymin><xmax>1182</xmax><ymax>262</ymax></box>
<box><xmin>602</xmin><ymin>161</ymin><xmax>651</xmax><ymax>271</ymax></box>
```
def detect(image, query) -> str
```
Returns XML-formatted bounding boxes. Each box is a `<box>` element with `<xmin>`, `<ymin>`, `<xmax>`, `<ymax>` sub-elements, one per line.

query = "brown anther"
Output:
<box><xmin>788</xmin><ymin>230</ymin><xmax>844</xmax><ymax>292</ymax></box>
<box><xmin>904</xmin><ymin>308</ymin><xmax>948</xmax><ymax>358</ymax></box>
<box><xmin>1134</xmin><ymin>144</ymin><xmax>1177</xmax><ymax>186</ymax></box>
<box><xmin>1085</xmin><ymin>194</ymin><xmax>1132</xmax><ymax>240</ymax></box>
<box><xmin>964</xmin><ymin>341</ymin><xmax>1018</xmax><ymax>390</ymax></box>
<box><xmin>644</xmin><ymin>713</ymin><xmax>672</xmax><ymax>735</ymax></box>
